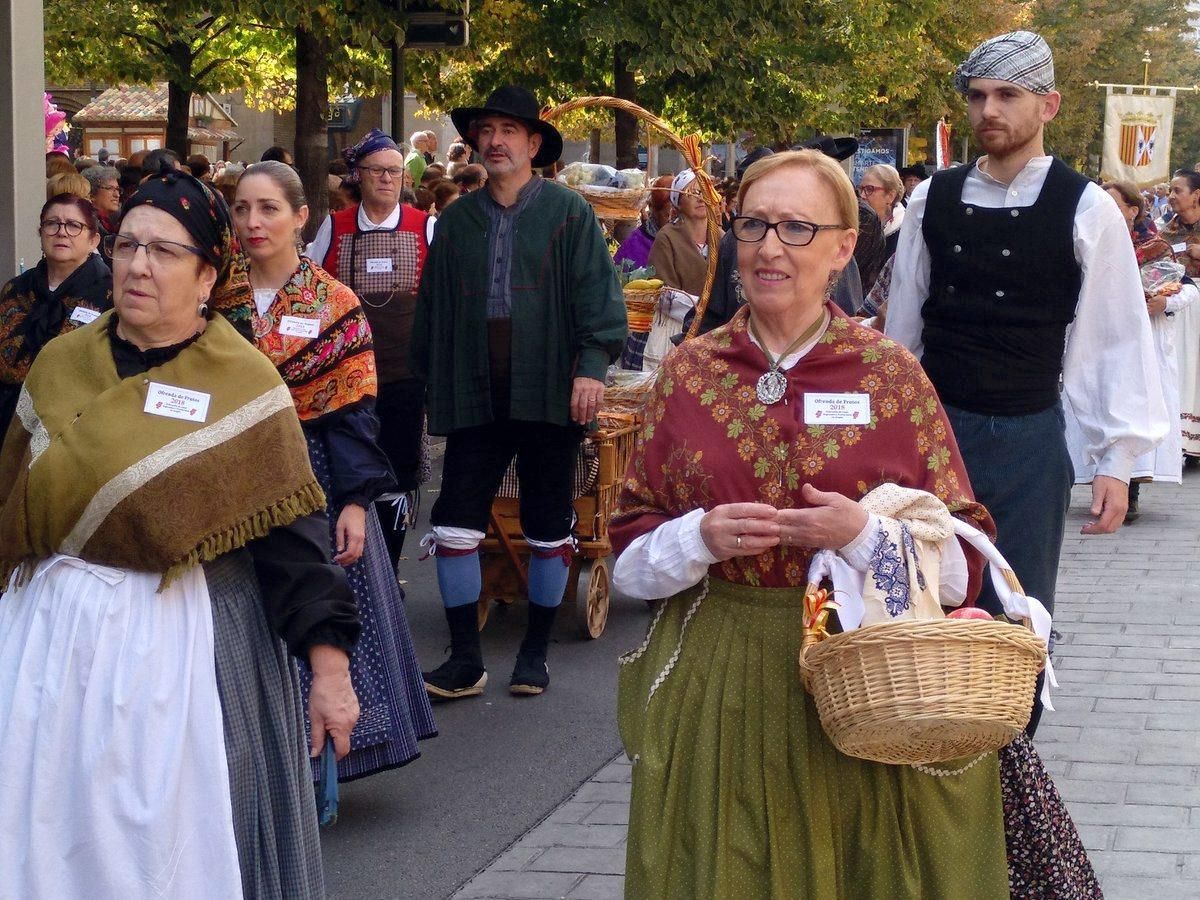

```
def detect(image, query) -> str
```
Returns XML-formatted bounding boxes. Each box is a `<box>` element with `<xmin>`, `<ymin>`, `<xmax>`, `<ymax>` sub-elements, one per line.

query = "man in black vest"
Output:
<box><xmin>886</xmin><ymin>32</ymin><xmax>1167</xmax><ymax>734</ymax></box>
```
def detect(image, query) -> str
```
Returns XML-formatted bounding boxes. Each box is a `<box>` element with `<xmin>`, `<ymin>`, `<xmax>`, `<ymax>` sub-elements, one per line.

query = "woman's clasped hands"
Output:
<box><xmin>699</xmin><ymin>484</ymin><xmax>869</xmax><ymax>562</ymax></box>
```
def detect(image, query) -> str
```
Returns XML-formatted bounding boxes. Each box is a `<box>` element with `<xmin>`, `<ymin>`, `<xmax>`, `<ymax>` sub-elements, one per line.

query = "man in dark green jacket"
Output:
<box><xmin>412</xmin><ymin>86</ymin><xmax>626</xmax><ymax>700</ymax></box>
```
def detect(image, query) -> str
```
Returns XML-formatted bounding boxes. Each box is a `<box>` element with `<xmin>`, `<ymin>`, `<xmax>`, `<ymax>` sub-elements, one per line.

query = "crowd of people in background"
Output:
<box><xmin>2</xmin><ymin>30</ymin><xmax>1191</xmax><ymax>894</ymax></box>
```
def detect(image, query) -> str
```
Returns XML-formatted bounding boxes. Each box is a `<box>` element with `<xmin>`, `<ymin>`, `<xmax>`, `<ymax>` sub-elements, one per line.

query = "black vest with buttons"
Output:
<box><xmin>919</xmin><ymin>158</ymin><xmax>1089</xmax><ymax>416</ymax></box>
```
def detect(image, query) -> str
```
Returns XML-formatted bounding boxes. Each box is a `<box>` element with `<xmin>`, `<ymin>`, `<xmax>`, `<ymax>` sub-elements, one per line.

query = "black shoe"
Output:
<box><xmin>1124</xmin><ymin>499</ymin><xmax>1140</xmax><ymax>524</ymax></box>
<box><xmin>509</xmin><ymin>651</ymin><xmax>549</xmax><ymax>696</ymax></box>
<box><xmin>423</xmin><ymin>603</ymin><xmax>486</xmax><ymax>700</ymax></box>
<box><xmin>423</xmin><ymin>657</ymin><xmax>488</xmax><ymax>699</ymax></box>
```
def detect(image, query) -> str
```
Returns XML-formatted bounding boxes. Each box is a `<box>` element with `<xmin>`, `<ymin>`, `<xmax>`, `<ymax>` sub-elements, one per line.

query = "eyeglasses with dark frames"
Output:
<box><xmin>360</xmin><ymin>165</ymin><xmax>406</xmax><ymax>180</ymax></box>
<box><xmin>104</xmin><ymin>234</ymin><xmax>207</xmax><ymax>266</ymax></box>
<box><xmin>730</xmin><ymin>216</ymin><xmax>846</xmax><ymax>248</ymax></box>
<box><xmin>40</xmin><ymin>219</ymin><xmax>87</xmax><ymax>237</ymax></box>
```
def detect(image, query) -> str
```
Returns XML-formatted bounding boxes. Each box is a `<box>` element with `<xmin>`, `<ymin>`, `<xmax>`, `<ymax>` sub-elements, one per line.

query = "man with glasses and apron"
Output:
<box><xmin>308</xmin><ymin>129</ymin><xmax>437</xmax><ymax>571</ymax></box>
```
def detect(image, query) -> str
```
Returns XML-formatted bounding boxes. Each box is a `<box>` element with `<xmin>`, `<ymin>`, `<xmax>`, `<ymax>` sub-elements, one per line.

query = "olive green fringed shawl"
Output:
<box><xmin>0</xmin><ymin>310</ymin><xmax>325</xmax><ymax>588</ymax></box>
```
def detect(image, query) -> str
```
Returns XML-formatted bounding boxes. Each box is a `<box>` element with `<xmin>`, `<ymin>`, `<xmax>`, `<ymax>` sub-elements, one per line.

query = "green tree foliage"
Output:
<box><xmin>1028</xmin><ymin>0</ymin><xmax>1199</xmax><ymax>170</ymax></box>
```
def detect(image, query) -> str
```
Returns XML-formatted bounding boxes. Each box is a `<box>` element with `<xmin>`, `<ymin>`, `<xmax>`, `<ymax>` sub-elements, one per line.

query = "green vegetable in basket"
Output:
<box><xmin>617</xmin><ymin>259</ymin><xmax>657</xmax><ymax>286</ymax></box>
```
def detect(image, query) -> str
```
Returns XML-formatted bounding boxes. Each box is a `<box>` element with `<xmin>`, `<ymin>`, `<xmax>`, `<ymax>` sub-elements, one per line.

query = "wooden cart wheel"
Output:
<box><xmin>575</xmin><ymin>558</ymin><xmax>610</xmax><ymax>639</ymax></box>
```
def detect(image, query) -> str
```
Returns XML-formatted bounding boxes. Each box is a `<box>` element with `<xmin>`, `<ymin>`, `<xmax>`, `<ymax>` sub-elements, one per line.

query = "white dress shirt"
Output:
<box><xmin>612</xmin><ymin>314</ymin><xmax>968</xmax><ymax>602</ymax></box>
<box><xmin>884</xmin><ymin>156</ymin><xmax>1168</xmax><ymax>483</ymax></box>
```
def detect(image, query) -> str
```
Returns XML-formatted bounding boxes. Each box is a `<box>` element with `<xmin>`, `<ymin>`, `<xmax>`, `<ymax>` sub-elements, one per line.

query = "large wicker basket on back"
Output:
<box><xmin>799</xmin><ymin>526</ymin><xmax>1047</xmax><ymax>766</ymax></box>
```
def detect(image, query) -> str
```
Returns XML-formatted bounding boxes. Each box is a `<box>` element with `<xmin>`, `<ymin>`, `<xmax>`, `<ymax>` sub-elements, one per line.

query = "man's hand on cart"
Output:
<box><xmin>571</xmin><ymin>376</ymin><xmax>606</xmax><ymax>425</ymax></box>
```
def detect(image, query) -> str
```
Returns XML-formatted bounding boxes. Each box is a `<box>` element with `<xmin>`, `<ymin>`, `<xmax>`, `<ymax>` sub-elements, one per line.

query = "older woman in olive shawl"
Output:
<box><xmin>0</xmin><ymin>164</ymin><xmax>360</xmax><ymax>898</ymax></box>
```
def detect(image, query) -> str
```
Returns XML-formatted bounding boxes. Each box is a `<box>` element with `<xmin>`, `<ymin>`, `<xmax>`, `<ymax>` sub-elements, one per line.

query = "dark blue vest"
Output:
<box><xmin>920</xmin><ymin>159</ymin><xmax>1089</xmax><ymax>416</ymax></box>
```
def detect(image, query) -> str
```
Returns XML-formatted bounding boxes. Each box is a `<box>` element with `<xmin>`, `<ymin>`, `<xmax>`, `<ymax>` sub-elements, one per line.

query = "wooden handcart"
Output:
<box><xmin>474</xmin><ymin>96</ymin><xmax>723</xmax><ymax>640</ymax></box>
<box><xmin>477</xmin><ymin>414</ymin><xmax>639</xmax><ymax>639</ymax></box>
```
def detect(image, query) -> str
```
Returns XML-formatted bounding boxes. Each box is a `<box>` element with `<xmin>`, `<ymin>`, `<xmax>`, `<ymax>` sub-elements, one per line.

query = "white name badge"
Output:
<box><xmin>278</xmin><ymin>315</ymin><xmax>321</xmax><ymax>339</ymax></box>
<box><xmin>366</xmin><ymin>257</ymin><xmax>393</xmax><ymax>274</ymax></box>
<box><xmin>144</xmin><ymin>382</ymin><xmax>211</xmax><ymax>424</ymax></box>
<box><xmin>69</xmin><ymin>306</ymin><xmax>100</xmax><ymax>325</ymax></box>
<box><xmin>804</xmin><ymin>392</ymin><xmax>870</xmax><ymax>425</ymax></box>
<box><xmin>1173</xmin><ymin>241</ymin><xmax>1189</xmax><ymax>254</ymax></box>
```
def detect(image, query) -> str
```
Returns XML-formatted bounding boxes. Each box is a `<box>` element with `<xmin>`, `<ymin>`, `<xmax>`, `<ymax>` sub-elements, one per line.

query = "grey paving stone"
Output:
<box><xmin>1115</xmin><ymin>826</ymin><xmax>1200</xmax><ymax>854</ymax></box>
<box><xmin>1074</xmin><ymin>823</ymin><xmax>1116</xmax><ymax>851</ymax></box>
<box><xmin>571</xmin><ymin>782</ymin><xmax>631</xmax><ymax>803</ymax></box>
<box><xmin>1067</xmin><ymin>802</ymin><xmax>1189</xmax><ymax>828</ymax></box>
<box><xmin>520</xmin><ymin>823</ymin><xmax>628</xmax><ymax>849</ymax></box>
<box><xmin>1070</xmin><ymin>763</ymin><xmax>1195</xmax><ymax>785</ymax></box>
<box><xmin>1086</xmin><ymin>849</ymin><xmax>1183</xmax><ymax>878</ymax></box>
<box><xmin>454</xmin><ymin>871</ymin><xmax>583</xmax><ymax>899</ymax></box>
<box><xmin>1098</xmin><ymin>876</ymin><xmax>1199</xmax><ymax>899</ymax></box>
<box><xmin>1034</xmin><ymin>724</ymin><xmax>1081</xmax><ymax>743</ymax></box>
<box><xmin>1126</xmin><ymin>784</ymin><xmax>1200</xmax><ymax>807</ymax></box>
<box><xmin>1039</xmin><ymin>742</ymin><xmax>1137</xmax><ymax>764</ymax></box>
<box><xmin>545</xmin><ymin>802</ymin><xmax>601</xmax><ymax>825</ymax></box>
<box><xmin>1052</xmin><ymin>778</ymin><xmax>1129</xmax><ymax>804</ymax></box>
<box><xmin>526</xmin><ymin>848</ymin><xmax>626</xmax><ymax>876</ymax></box>
<box><xmin>1065</xmin><ymin>682</ymin><xmax>1154</xmax><ymax>700</ymax></box>
<box><xmin>485</xmin><ymin>847</ymin><xmax>547</xmax><ymax>872</ymax></box>
<box><xmin>580</xmin><ymin>803</ymin><xmax>630</xmax><ymax>826</ymax></box>
<box><xmin>1136</xmin><ymin>745</ymin><xmax>1200</xmax><ymax>765</ymax></box>
<box><xmin>566</xmin><ymin>874</ymin><xmax>625</xmax><ymax>899</ymax></box>
<box><xmin>589</xmin><ymin>762</ymin><xmax>632</xmax><ymax>783</ymax></box>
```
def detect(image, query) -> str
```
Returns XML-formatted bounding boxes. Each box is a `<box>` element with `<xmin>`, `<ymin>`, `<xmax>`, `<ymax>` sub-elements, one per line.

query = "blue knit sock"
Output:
<box><xmin>436</xmin><ymin>551</ymin><xmax>481</xmax><ymax>609</ymax></box>
<box><xmin>528</xmin><ymin>550</ymin><xmax>569</xmax><ymax>608</ymax></box>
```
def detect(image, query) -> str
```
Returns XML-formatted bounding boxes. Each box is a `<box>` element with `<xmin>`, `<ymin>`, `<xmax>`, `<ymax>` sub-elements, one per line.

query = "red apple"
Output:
<box><xmin>947</xmin><ymin>607</ymin><xmax>994</xmax><ymax>621</ymax></box>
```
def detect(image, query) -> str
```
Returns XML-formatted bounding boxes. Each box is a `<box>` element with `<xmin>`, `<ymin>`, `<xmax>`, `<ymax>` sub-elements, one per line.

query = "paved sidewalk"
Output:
<box><xmin>453</xmin><ymin>480</ymin><xmax>1200</xmax><ymax>900</ymax></box>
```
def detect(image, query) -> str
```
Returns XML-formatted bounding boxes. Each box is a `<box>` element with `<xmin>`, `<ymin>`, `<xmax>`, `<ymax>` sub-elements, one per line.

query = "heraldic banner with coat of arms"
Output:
<box><xmin>1101</xmin><ymin>93</ymin><xmax>1176</xmax><ymax>186</ymax></box>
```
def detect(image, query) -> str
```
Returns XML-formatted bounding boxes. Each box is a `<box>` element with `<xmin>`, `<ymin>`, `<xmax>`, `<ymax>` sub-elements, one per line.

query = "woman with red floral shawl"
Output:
<box><xmin>234</xmin><ymin>161</ymin><xmax>437</xmax><ymax>784</ymax></box>
<box><xmin>610</xmin><ymin>151</ymin><xmax>1100</xmax><ymax>898</ymax></box>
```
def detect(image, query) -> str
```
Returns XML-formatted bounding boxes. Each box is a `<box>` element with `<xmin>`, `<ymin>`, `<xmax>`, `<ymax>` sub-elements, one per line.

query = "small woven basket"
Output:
<box><xmin>799</xmin><ymin>550</ymin><xmax>1046</xmax><ymax>766</ymax></box>
<box><xmin>569</xmin><ymin>184</ymin><xmax>648</xmax><ymax>220</ymax></box>
<box><xmin>624</xmin><ymin>287</ymin><xmax>660</xmax><ymax>333</ymax></box>
<box><xmin>801</xmin><ymin>617</ymin><xmax>1045</xmax><ymax>765</ymax></box>
<box><xmin>602</xmin><ymin>371</ymin><xmax>658</xmax><ymax>419</ymax></box>
<box><xmin>542</xmin><ymin>96</ymin><xmax>721</xmax><ymax>340</ymax></box>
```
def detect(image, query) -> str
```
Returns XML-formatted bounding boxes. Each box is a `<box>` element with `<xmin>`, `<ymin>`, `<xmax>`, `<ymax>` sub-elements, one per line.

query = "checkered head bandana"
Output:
<box><xmin>954</xmin><ymin>31</ymin><xmax>1055</xmax><ymax>95</ymax></box>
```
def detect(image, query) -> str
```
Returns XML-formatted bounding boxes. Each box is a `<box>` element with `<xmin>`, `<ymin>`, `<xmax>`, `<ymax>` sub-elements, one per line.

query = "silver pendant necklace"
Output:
<box><xmin>748</xmin><ymin>313</ymin><xmax>826</xmax><ymax>405</ymax></box>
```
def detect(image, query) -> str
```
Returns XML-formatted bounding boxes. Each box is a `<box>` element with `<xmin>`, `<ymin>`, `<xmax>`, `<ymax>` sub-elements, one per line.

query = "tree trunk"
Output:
<box><xmin>165</xmin><ymin>41</ymin><xmax>193</xmax><ymax>159</ymax></box>
<box><xmin>295</xmin><ymin>25</ymin><xmax>331</xmax><ymax>243</ymax></box>
<box><xmin>613</xmin><ymin>45</ymin><xmax>638</xmax><ymax>170</ymax></box>
<box><xmin>589</xmin><ymin>128</ymin><xmax>601</xmax><ymax>165</ymax></box>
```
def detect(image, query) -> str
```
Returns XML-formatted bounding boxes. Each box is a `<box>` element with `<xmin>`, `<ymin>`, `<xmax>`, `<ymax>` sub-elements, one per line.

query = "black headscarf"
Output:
<box><xmin>119</xmin><ymin>162</ymin><xmax>252</xmax><ymax>332</ymax></box>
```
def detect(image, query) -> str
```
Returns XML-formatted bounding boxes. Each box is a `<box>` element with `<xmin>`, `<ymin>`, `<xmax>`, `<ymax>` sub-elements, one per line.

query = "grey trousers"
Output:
<box><xmin>944</xmin><ymin>402</ymin><xmax>1073</xmax><ymax>736</ymax></box>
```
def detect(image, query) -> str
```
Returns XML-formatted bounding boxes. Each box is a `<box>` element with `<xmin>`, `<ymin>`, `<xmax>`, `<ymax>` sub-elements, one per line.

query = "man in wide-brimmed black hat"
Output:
<box><xmin>412</xmin><ymin>86</ymin><xmax>627</xmax><ymax>700</ymax></box>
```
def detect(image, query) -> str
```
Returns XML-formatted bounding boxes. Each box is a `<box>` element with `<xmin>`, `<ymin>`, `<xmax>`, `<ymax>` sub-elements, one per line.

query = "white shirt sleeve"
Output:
<box><xmin>305</xmin><ymin>215</ymin><xmax>333</xmax><ymax>265</ymax></box>
<box><xmin>612</xmin><ymin>508</ymin><xmax>719</xmax><ymax>600</ymax></box>
<box><xmin>613</xmin><ymin>506</ymin><xmax>968</xmax><ymax>604</ymax></box>
<box><xmin>883</xmin><ymin>178</ymin><xmax>932</xmax><ymax>357</ymax></box>
<box><xmin>1166</xmin><ymin>282</ymin><xmax>1199</xmax><ymax>315</ymax></box>
<box><xmin>1062</xmin><ymin>185</ymin><xmax>1169</xmax><ymax>483</ymax></box>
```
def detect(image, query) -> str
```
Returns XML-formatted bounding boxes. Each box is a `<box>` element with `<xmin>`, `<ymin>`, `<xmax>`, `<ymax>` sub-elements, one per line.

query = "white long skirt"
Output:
<box><xmin>1067</xmin><ymin>311</ymin><xmax>1183</xmax><ymax>484</ymax></box>
<box><xmin>0</xmin><ymin>555</ymin><xmax>244</xmax><ymax>899</ymax></box>
<box><xmin>1176</xmin><ymin>298</ymin><xmax>1200</xmax><ymax>457</ymax></box>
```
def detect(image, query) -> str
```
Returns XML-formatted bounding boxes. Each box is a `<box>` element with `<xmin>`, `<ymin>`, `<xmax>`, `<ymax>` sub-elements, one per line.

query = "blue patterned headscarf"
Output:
<box><xmin>342</xmin><ymin>129</ymin><xmax>401</xmax><ymax>182</ymax></box>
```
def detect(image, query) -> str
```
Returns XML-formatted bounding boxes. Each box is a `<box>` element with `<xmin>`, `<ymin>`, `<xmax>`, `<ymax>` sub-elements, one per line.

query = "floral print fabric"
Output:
<box><xmin>610</xmin><ymin>302</ymin><xmax>994</xmax><ymax>590</ymax></box>
<box><xmin>251</xmin><ymin>257</ymin><xmax>377</xmax><ymax>423</ymax></box>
